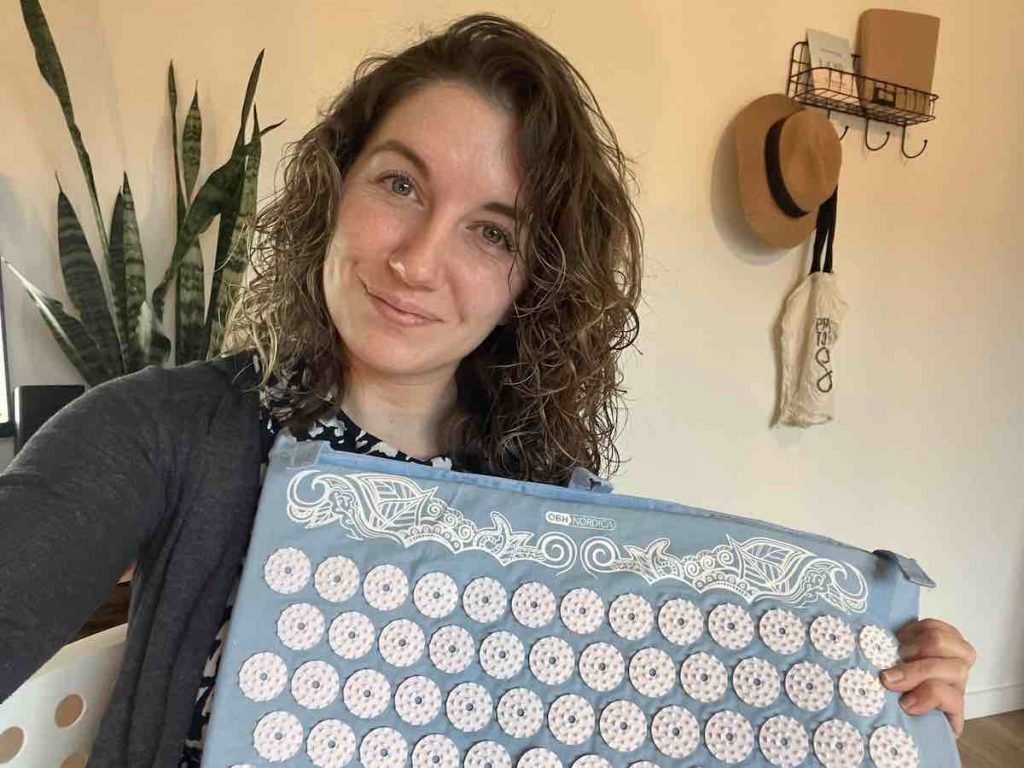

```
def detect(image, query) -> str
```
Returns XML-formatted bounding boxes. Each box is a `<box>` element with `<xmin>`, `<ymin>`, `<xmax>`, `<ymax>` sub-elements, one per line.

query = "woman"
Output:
<box><xmin>0</xmin><ymin>14</ymin><xmax>975</xmax><ymax>768</ymax></box>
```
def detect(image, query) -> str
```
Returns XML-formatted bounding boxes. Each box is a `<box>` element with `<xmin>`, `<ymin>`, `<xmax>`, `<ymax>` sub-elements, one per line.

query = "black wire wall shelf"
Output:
<box><xmin>787</xmin><ymin>40</ymin><xmax>938</xmax><ymax>159</ymax></box>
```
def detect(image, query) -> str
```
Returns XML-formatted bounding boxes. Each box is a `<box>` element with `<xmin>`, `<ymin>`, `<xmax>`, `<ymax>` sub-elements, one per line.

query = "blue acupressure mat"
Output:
<box><xmin>201</xmin><ymin>434</ymin><xmax>961</xmax><ymax>768</ymax></box>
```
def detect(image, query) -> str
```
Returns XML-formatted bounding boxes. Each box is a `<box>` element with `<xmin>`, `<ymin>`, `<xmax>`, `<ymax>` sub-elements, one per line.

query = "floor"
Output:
<box><xmin>959</xmin><ymin>709</ymin><xmax>1024</xmax><ymax>767</ymax></box>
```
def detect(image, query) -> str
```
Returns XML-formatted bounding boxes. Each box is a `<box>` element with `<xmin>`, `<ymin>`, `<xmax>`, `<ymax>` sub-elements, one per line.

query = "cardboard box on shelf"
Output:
<box><xmin>857</xmin><ymin>9</ymin><xmax>940</xmax><ymax>116</ymax></box>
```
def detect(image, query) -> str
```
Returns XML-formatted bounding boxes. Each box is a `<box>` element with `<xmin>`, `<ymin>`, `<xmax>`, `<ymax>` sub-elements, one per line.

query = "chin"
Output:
<box><xmin>341</xmin><ymin>325</ymin><xmax>444</xmax><ymax>377</ymax></box>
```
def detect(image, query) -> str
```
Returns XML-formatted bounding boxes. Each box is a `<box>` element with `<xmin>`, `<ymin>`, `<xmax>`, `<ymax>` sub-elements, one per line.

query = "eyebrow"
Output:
<box><xmin>367</xmin><ymin>138</ymin><xmax>519</xmax><ymax>222</ymax></box>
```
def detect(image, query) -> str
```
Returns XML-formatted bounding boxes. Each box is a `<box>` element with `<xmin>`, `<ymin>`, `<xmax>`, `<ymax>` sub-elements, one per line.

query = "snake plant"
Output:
<box><xmin>3</xmin><ymin>0</ymin><xmax>283</xmax><ymax>386</ymax></box>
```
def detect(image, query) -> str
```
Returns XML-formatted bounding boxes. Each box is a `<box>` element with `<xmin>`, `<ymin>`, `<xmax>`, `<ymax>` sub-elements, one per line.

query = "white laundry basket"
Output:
<box><xmin>0</xmin><ymin>624</ymin><xmax>127</xmax><ymax>767</ymax></box>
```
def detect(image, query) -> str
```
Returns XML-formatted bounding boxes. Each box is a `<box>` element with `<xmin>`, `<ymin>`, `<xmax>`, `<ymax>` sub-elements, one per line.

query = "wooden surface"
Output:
<box><xmin>71</xmin><ymin>581</ymin><xmax>131</xmax><ymax>642</ymax></box>
<box><xmin>959</xmin><ymin>709</ymin><xmax>1024</xmax><ymax>768</ymax></box>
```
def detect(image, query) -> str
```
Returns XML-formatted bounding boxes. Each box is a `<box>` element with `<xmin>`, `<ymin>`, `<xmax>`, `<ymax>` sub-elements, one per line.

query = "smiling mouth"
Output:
<box><xmin>362</xmin><ymin>281</ymin><xmax>438</xmax><ymax>325</ymax></box>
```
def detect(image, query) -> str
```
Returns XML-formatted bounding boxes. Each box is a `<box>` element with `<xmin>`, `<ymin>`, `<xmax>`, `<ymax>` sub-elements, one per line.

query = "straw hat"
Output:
<box><xmin>735</xmin><ymin>94</ymin><xmax>842</xmax><ymax>248</ymax></box>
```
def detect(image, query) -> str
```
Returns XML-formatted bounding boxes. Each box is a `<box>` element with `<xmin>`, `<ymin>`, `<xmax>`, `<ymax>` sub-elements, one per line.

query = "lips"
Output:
<box><xmin>362</xmin><ymin>281</ymin><xmax>439</xmax><ymax>322</ymax></box>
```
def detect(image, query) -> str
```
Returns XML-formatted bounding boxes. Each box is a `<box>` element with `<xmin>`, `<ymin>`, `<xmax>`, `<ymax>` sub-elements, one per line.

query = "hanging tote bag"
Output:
<box><xmin>775</xmin><ymin>190</ymin><xmax>849</xmax><ymax>427</ymax></box>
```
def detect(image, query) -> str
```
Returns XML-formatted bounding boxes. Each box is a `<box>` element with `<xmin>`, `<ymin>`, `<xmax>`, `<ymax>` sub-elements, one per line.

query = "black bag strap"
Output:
<box><xmin>810</xmin><ymin>186</ymin><xmax>838</xmax><ymax>274</ymax></box>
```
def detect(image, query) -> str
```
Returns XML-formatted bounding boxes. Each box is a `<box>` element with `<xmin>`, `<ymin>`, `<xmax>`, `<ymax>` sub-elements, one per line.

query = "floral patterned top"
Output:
<box><xmin>177</xmin><ymin>372</ymin><xmax>452</xmax><ymax>766</ymax></box>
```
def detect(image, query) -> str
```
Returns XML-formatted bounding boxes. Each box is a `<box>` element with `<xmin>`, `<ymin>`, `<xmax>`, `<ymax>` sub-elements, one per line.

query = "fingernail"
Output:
<box><xmin>899</xmin><ymin>644</ymin><xmax>918</xmax><ymax>660</ymax></box>
<box><xmin>901</xmin><ymin>694</ymin><xmax>917</xmax><ymax>712</ymax></box>
<box><xmin>882</xmin><ymin>668</ymin><xmax>904</xmax><ymax>684</ymax></box>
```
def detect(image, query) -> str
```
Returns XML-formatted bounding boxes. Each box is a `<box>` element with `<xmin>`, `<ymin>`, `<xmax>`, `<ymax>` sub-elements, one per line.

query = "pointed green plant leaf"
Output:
<box><xmin>107</xmin><ymin>188</ymin><xmax>129</xmax><ymax>367</ymax></box>
<box><xmin>208</xmin><ymin>117</ymin><xmax>283</xmax><ymax>356</ymax></box>
<box><xmin>152</xmin><ymin>128</ymin><xmax>252</xmax><ymax>320</ymax></box>
<box><xmin>56</xmin><ymin>180</ymin><xmax>122</xmax><ymax>376</ymax></box>
<box><xmin>136</xmin><ymin>298</ymin><xmax>171</xmax><ymax>367</ymax></box>
<box><xmin>112</xmin><ymin>175</ymin><xmax>149</xmax><ymax>371</ymax></box>
<box><xmin>174</xmin><ymin>240</ymin><xmax>205</xmax><ymax>364</ymax></box>
<box><xmin>258</xmin><ymin>119</ymin><xmax>285</xmax><ymax>139</ymax></box>
<box><xmin>2</xmin><ymin>258</ymin><xmax>111</xmax><ymax>386</ymax></box>
<box><xmin>152</xmin><ymin>153</ymin><xmax>242</xmax><ymax>319</ymax></box>
<box><xmin>208</xmin><ymin>106</ymin><xmax>265</xmax><ymax>355</ymax></box>
<box><xmin>205</xmin><ymin>219</ymin><xmax>248</xmax><ymax>357</ymax></box>
<box><xmin>169</xmin><ymin>73</ymin><xmax>205</xmax><ymax>363</ymax></box>
<box><xmin>211</xmin><ymin>51</ymin><xmax>266</xmax><ymax>307</ymax></box>
<box><xmin>208</xmin><ymin>111</ymin><xmax>284</xmax><ymax>327</ymax></box>
<box><xmin>20</xmin><ymin>0</ymin><xmax>109</xmax><ymax>261</ymax></box>
<box><xmin>211</xmin><ymin>188</ymin><xmax>243</xmax><ymax>309</ymax></box>
<box><xmin>208</xmin><ymin>103</ymin><xmax>258</xmax><ymax>332</ymax></box>
<box><xmin>182</xmin><ymin>87</ymin><xmax>202</xmax><ymax>202</ymax></box>
<box><xmin>152</xmin><ymin>52</ymin><xmax>280</xmax><ymax>322</ymax></box>
<box><xmin>120</xmin><ymin>176</ymin><xmax>148</xmax><ymax>369</ymax></box>
<box><xmin>235</xmin><ymin>50</ymin><xmax>264</xmax><ymax>150</ymax></box>
<box><xmin>168</xmin><ymin>61</ymin><xmax>186</xmax><ymax>226</ymax></box>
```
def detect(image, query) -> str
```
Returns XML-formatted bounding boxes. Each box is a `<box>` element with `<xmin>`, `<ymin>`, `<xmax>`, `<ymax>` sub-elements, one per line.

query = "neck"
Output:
<box><xmin>338</xmin><ymin>359</ymin><xmax>459</xmax><ymax>461</ymax></box>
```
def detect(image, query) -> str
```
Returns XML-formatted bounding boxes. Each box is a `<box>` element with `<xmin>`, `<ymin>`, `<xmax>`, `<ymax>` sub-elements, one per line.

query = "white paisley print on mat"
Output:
<box><xmin>286</xmin><ymin>471</ymin><xmax>576</xmax><ymax>571</ymax></box>
<box><xmin>582</xmin><ymin>535</ymin><xmax>868</xmax><ymax>614</ymax></box>
<box><xmin>285</xmin><ymin>471</ymin><xmax>868</xmax><ymax>613</ymax></box>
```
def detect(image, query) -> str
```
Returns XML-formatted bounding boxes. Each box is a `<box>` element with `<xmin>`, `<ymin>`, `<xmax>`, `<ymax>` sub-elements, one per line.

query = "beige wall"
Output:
<box><xmin>1</xmin><ymin>0</ymin><xmax>1021</xmax><ymax>718</ymax></box>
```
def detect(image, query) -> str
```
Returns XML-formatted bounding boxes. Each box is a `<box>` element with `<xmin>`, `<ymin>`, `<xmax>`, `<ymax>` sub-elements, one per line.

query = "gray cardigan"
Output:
<box><xmin>0</xmin><ymin>352</ymin><xmax>264</xmax><ymax>767</ymax></box>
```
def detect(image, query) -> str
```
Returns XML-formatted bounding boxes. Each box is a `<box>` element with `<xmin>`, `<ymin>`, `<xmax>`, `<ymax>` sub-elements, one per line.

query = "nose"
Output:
<box><xmin>391</xmin><ymin>215</ymin><xmax>448</xmax><ymax>288</ymax></box>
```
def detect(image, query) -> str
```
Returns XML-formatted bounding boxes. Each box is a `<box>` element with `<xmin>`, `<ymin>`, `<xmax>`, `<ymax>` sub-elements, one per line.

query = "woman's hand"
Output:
<box><xmin>879</xmin><ymin>617</ymin><xmax>977</xmax><ymax>737</ymax></box>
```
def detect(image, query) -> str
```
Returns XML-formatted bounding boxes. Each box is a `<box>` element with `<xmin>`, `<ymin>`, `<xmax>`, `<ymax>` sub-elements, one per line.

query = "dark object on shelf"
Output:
<box><xmin>787</xmin><ymin>40</ymin><xmax>937</xmax><ymax>159</ymax></box>
<box><xmin>13</xmin><ymin>384</ymin><xmax>84</xmax><ymax>454</ymax></box>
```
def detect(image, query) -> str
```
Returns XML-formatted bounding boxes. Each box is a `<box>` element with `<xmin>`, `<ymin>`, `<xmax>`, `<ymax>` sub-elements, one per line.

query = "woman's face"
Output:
<box><xmin>323</xmin><ymin>81</ymin><xmax>527</xmax><ymax>384</ymax></box>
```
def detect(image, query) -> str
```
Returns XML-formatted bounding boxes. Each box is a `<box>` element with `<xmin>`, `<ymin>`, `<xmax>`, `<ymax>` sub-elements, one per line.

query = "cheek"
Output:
<box><xmin>322</xmin><ymin>227</ymin><xmax>352</xmax><ymax>294</ymax></box>
<box><xmin>321</xmin><ymin>227</ymin><xmax>367</xmax><ymax>331</ymax></box>
<box><xmin>320</xmin><ymin>247</ymin><xmax>346</xmax><ymax>333</ymax></box>
<box><xmin>453</xmin><ymin>261</ymin><xmax>522</xmax><ymax>322</ymax></box>
<box><xmin>337</xmin><ymin>188</ymin><xmax>412</xmax><ymax>255</ymax></box>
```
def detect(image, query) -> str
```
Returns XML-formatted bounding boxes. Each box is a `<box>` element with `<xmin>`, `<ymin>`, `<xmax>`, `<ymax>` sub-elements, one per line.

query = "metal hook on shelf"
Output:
<box><xmin>863</xmin><ymin>118</ymin><xmax>891</xmax><ymax>151</ymax></box>
<box><xmin>900</xmin><ymin>125</ymin><xmax>928</xmax><ymax>159</ymax></box>
<box><xmin>825</xmin><ymin>109</ymin><xmax>850</xmax><ymax>141</ymax></box>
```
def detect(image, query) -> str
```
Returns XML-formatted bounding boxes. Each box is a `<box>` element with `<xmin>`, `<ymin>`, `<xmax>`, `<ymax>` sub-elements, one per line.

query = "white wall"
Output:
<box><xmin>1</xmin><ymin>0</ymin><xmax>1021</xmax><ymax>718</ymax></box>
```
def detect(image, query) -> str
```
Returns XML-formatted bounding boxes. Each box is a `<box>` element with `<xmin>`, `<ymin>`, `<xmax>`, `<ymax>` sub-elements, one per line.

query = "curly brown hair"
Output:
<box><xmin>222</xmin><ymin>13</ymin><xmax>643</xmax><ymax>486</ymax></box>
